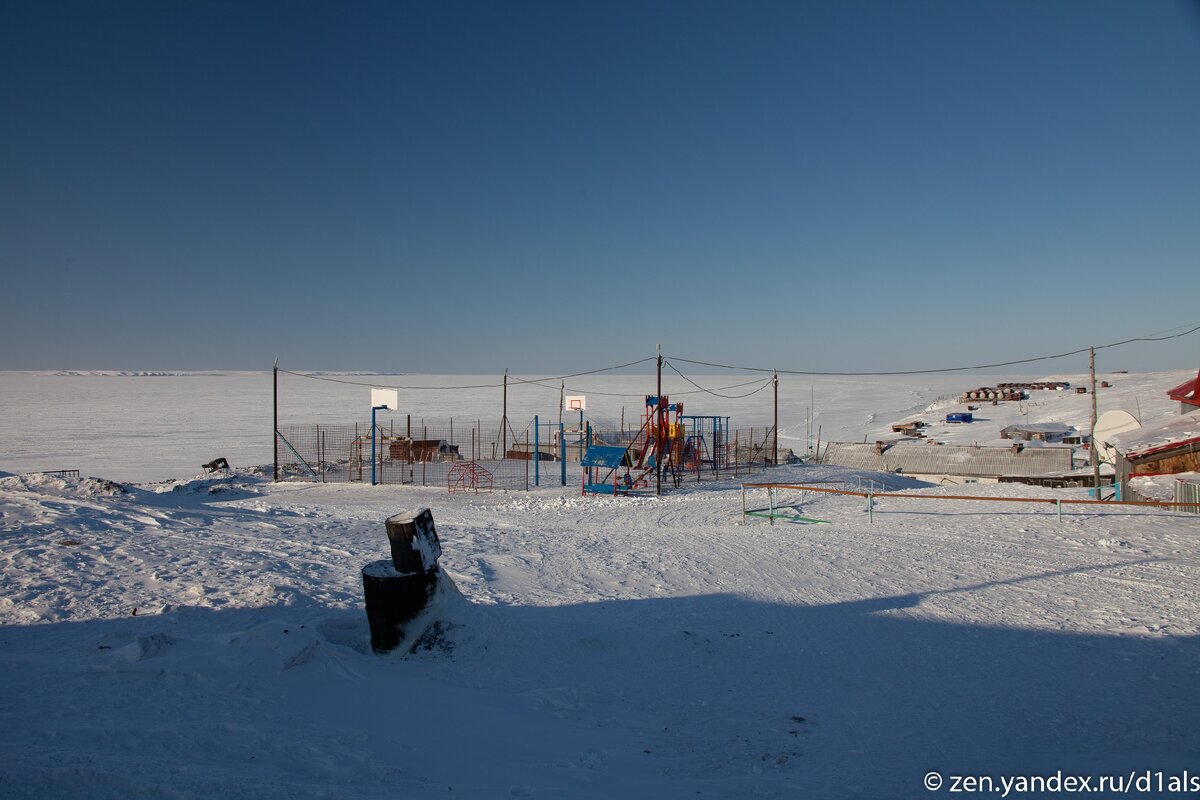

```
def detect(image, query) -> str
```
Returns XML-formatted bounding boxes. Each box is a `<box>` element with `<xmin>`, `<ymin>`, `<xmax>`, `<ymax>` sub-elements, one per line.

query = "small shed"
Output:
<box><xmin>999</xmin><ymin>422</ymin><xmax>1076</xmax><ymax>443</ymax></box>
<box><xmin>389</xmin><ymin>439</ymin><xmax>460</xmax><ymax>462</ymax></box>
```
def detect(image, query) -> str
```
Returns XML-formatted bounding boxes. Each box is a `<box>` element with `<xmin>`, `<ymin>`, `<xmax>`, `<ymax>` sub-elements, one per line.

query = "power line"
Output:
<box><xmin>278</xmin><ymin>319</ymin><xmax>1199</xmax><ymax>388</ymax></box>
<box><xmin>281</xmin><ymin>361</ymin><xmax>772</xmax><ymax>400</ymax></box>
<box><xmin>278</xmin><ymin>356</ymin><xmax>656</xmax><ymax>390</ymax></box>
<box><xmin>505</xmin><ymin>357</ymin><xmax>658</xmax><ymax>387</ymax></box>
<box><xmin>669</xmin><ymin>321</ymin><xmax>1200</xmax><ymax>377</ymax></box>
<box><xmin>664</xmin><ymin>360</ymin><xmax>775</xmax><ymax>399</ymax></box>
<box><xmin>517</xmin><ymin>374</ymin><xmax>775</xmax><ymax>399</ymax></box>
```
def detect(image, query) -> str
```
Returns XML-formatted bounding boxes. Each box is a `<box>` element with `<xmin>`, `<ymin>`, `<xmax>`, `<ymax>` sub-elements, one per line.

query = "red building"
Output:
<box><xmin>1167</xmin><ymin>369</ymin><xmax>1200</xmax><ymax>413</ymax></box>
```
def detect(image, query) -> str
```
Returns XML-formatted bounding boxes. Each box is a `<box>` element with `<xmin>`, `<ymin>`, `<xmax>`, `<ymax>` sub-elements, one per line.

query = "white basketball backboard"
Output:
<box><xmin>371</xmin><ymin>388</ymin><xmax>399</xmax><ymax>410</ymax></box>
<box><xmin>564</xmin><ymin>395</ymin><xmax>586</xmax><ymax>411</ymax></box>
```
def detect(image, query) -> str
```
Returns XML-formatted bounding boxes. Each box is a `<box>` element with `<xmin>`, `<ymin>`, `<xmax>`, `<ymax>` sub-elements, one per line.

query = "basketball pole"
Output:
<box><xmin>371</xmin><ymin>404</ymin><xmax>388</xmax><ymax>485</ymax></box>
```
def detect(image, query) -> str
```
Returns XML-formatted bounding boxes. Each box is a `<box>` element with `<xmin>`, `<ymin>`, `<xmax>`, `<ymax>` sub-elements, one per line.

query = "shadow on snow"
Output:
<box><xmin>1</xmin><ymin>563</ymin><xmax>1197</xmax><ymax>799</ymax></box>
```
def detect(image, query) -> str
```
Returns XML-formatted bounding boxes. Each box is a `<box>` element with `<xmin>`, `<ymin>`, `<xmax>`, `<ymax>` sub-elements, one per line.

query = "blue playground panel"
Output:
<box><xmin>581</xmin><ymin>446</ymin><xmax>633</xmax><ymax>468</ymax></box>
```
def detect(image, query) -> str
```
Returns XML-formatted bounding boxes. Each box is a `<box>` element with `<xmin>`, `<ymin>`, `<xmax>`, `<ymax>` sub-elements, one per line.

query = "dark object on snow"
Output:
<box><xmin>362</xmin><ymin>560</ymin><xmax>439</xmax><ymax>654</ymax></box>
<box><xmin>384</xmin><ymin>508</ymin><xmax>442</xmax><ymax>574</ymax></box>
<box><xmin>202</xmin><ymin>457</ymin><xmax>230</xmax><ymax>473</ymax></box>
<box><xmin>362</xmin><ymin>508</ymin><xmax>444</xmax><ymax>653</ymax></box>
<box><xmin>946</xmin><ymin>413</ymin><xmax>973</xmax><ymax>424</ymax></box>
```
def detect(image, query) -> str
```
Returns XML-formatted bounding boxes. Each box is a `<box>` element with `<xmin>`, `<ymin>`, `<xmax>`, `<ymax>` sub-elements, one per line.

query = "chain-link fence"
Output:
<box><xmin>275</xmin><ymin>419</ymin><xmax>551</xmax><ymax>490</ymax></box>
<box><xmin>275</xmin><ymin>416</ymin><xmax>785</xmax><ymax>492</ymax></box>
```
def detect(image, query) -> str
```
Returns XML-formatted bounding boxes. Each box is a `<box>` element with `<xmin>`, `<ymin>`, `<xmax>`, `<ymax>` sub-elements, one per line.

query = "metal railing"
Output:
<box><xmin>742</xmin><ymin>482</ymin><xmax>1200</xmax><ymax>524</ymax></box>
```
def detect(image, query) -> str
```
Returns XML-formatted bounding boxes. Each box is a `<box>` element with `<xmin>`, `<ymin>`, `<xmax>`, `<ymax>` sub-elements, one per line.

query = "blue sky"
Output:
<box><xmin>1</xmin><ymin>0</ymin><xmax>1198</xmax><ymax>374</ymax></box>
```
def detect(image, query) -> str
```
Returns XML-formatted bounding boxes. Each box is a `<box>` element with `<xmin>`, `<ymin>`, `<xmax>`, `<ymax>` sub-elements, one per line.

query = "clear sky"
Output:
<box><xmin>1</xmin><ymin>0</ymin><xmax>1198</xmax><ymax>374</ymax></box>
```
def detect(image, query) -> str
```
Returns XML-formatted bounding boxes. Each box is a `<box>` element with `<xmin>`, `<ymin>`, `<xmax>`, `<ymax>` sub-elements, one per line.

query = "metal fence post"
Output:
<box><xmin>559</xmin><ymin>422</ymin><xmax>566</xmax><ymax>486</ymax></box>
<box><xmin>370</xmin><ymin>406</ymin><xmax>381</xmax><ymax>486</ymax></box>
<box><xmin>867</xmin><ymin>492</ymin><xmax>873</xmax><ymax>523</ymax></box>
<box><xmin>534</xmin><ymin>415</ymin><xmax>540</xmax><ymax>487</ymax></box>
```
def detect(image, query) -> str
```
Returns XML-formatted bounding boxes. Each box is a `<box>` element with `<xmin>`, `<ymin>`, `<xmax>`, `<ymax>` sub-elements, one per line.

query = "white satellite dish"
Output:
<box><xmin>1094</xmin><ymin>409</ymin><xmax>1140</xmax><ymax>463</ymax></box>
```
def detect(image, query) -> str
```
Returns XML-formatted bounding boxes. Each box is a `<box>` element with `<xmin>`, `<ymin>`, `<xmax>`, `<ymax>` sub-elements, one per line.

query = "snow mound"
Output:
<box><xmin>148</xmin><ymin>472</ymin><xmax>266</xmax><ymax>499</ymax></box>
<box><xmin>0</xmin><ymin>471</ymin><xmax>128</xmax><ymax>497</ymax></box>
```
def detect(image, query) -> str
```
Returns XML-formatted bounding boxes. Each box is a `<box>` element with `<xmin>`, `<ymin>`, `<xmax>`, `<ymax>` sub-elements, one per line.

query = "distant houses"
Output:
<box><xmin>823</xmin><ymin>369</ymin><xmax>1199</xmax><ymax>493</ymax></box>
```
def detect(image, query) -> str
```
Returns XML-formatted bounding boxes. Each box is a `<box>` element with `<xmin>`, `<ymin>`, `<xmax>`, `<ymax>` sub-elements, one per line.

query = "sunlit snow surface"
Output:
<box><xmin>1</xmin><ymin>371</ymin><xmax>1198</xmax><ymax>798</ymax></box>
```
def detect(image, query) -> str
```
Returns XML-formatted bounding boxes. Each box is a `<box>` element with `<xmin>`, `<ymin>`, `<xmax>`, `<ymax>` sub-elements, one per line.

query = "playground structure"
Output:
<box><xmin>681</xmin><ymin>414</ymin><xmax>733</xmax><ymax>472</ymax></box>
<box><xmin>582</xmin><ymin>395</ymin><xmax>685</xmax><ymax>495</ymax></box>
<box><xmin>273</xmin><ymin>377</ymin><xmax>779</xmax><ymax>492</ymax></box>
<box><xmin>448</xmin><ymin>461</ymin><xmax>493</xmax><ymax>493</ymax></box>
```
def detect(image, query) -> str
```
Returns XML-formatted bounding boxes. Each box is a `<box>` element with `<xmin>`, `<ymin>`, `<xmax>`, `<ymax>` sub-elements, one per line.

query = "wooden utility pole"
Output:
<box><xmin>773</xmin><ymin>369</ymin><xmax>779</xmax><ymax>466</ymax></box>
<box><xmin>272</xmin><ymin>358</ymin><xmax>279</xmax><ymax>482</ymax></box>
<box><xmin>502</xmin><ymin>369</ymin><xmax>508</xmax><ymax>458</ymax></box>
<box><xmin>656</xmin><ymin>344</ymin><xmax>662</xmax><ymax>496</ymax></box>
<box><xmin>1091</xmin><ymin>346</ymin><xmax>1101</xmax><ymax>497</ymax></box>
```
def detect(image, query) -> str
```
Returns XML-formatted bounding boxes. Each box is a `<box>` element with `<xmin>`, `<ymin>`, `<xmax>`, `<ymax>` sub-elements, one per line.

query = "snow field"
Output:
<box><xmin>2</xmin><ymin>465</ymin><xmax>1199</xmax><ymax>798</ymax></box>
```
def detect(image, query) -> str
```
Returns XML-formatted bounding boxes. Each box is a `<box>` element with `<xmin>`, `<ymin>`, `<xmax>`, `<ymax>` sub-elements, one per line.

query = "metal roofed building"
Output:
<box><xmin>1108</xmin><ymin>410</ymin><xmax>1200</xmax><ymax>500</ymax></box>
<box><xmin>821</xmin><ymin>441</ymin><xmax>1074</xmax><ymax>480</ymax></box>
<box><xmin>999</xmin><ymin>422</ymin><xmax>1076</xmax><ymax>443</ymax></box>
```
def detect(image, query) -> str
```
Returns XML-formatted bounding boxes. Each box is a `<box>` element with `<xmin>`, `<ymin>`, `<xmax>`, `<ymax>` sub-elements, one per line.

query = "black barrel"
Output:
<box><xmin>362</xmin><ymin>559</ymin><xmax>439</xmax><ymax>654</ymax></box>
<box><xmin>385</xmin><ymin>508</ymin><xmax>442</xmax><ymax>574</ymax></box>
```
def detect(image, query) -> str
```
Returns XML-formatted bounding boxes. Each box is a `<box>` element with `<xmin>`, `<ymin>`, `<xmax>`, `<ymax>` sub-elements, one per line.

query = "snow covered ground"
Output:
<box><xmin>0</xmin><ymin>368</ymin><xmax>1189</xmax><ymax>482</ymax></box>
<box><xmin>1</xmin><ymin>370</ymin><xmax>1198</xmax><ymax>798</ymax></box>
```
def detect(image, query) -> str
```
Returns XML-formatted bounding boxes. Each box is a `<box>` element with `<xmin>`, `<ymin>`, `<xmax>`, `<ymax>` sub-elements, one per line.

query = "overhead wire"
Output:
<box><xmin>668</xmin><ymin>321</ymin><xmax>1200</xmax><ymax>377</ymax></box>
<box><xmin>663</xmin><ymin>360</ymin><xmax>775</xmax><ymax>399</ymax></box>
<box><xmin>278</xmin><ymin>356</ymin><xmax>656</xmax><ymax>390</ymax></box>
<box><xmin>517</xmin><ymin>374</ymin><xmax>775</xmax><ymax>399</ymax></box>
<box><xmin>278</xmin><ymin>320</ymin><xmax>1199</xmax><ymax>389</ymax></box>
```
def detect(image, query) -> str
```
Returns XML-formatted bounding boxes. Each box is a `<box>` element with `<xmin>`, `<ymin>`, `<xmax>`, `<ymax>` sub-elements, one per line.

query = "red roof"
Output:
<box><xmin>1129</xmin><ymin>435</ymin><xmax>1200</xmax><ymax>461</ymax></box>
<box><xmin>1168</xmin><ymin>369</ymin><xmax>1200</xmax><ymax>406</ymax></box>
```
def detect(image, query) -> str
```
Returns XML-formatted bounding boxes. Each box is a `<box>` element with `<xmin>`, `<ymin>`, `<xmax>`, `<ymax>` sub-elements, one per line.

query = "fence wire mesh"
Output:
<box><xmin>275</xmin><ymin>417</ymin><xmax>784</xmax><ymax>491</ymax></box>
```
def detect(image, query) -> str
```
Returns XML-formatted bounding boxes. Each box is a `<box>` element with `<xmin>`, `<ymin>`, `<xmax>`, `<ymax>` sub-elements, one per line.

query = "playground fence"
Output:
<box><xmin>274</xmin><ymin>418</ymin><xmax>784</xmax><ymax>491</ymax></box>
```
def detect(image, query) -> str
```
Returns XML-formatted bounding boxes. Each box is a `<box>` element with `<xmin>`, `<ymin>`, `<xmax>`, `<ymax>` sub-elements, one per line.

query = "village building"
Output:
<box><xmin>999</xmin><ymin>422</ymin><xmax>1076</xmax><ymax>443</ymax></box>
<box><xmin>1109</xmin><ymin>410</ymin><xmax>1200</xmax><ymax>501</ymax></box>
<box><xmin>820</xmin><ymin>440</ymin><xmax>1073</xmax><ymax>482</ymax></box>
<box><xmin>1167</xmin><ymin>369</ymin><xmax>1200</xmax><ymax>413</ymax></box>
